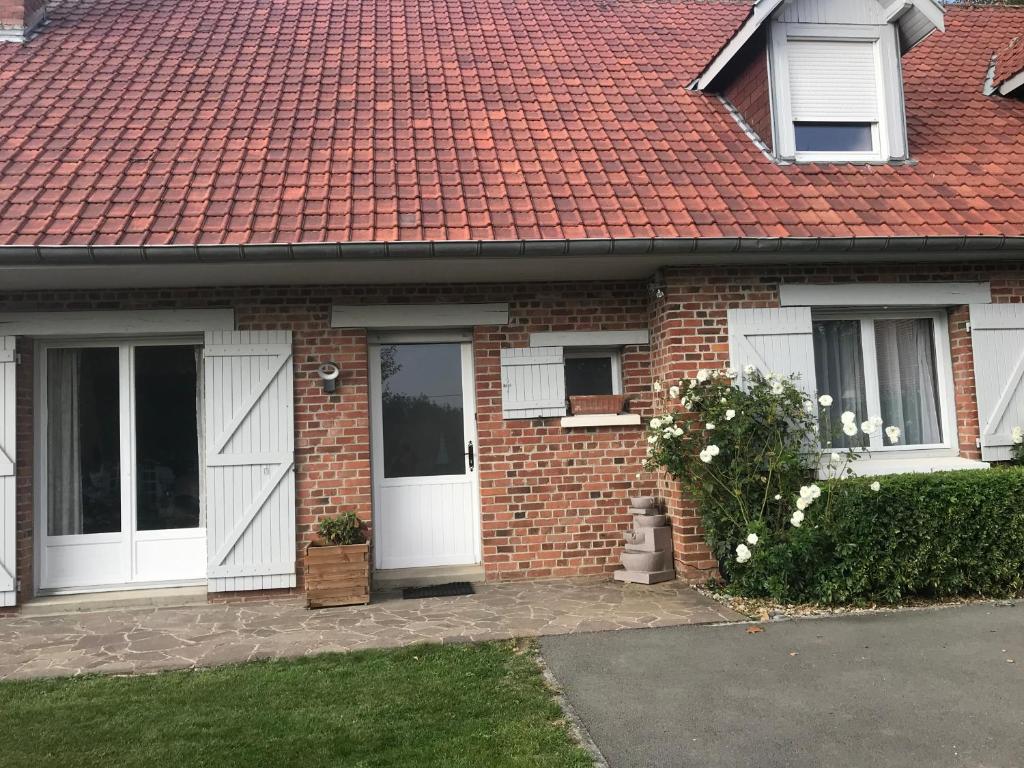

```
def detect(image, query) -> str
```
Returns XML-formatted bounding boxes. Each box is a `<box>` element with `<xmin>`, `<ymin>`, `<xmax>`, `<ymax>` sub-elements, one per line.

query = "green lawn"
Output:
<box><xmin>0</xmin><ymin>641</ymin><xmax>593</xmax><ymax>768</ymax></box>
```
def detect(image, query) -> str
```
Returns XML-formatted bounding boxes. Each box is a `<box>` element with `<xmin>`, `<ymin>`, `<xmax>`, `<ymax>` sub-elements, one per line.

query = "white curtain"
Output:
<box><xmin>46</xmin><ymin>349</ymin><xmax>83</xmax><ymax>536</ymax></box>
<box><xmin>874</xmin><ymin>319</ymin><xmax>942</xmax><ymax>445</ymax></box>
<box><xmin>814</xmin><ymin>320</ymin><xmax>869</xmax><ymax>448</ymax></box>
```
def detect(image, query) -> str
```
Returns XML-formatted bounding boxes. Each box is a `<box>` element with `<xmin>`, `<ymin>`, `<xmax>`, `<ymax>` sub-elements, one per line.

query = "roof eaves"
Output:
<box><xmin>3</xmin><ymin>236</ymin><xmax>1024</xmax><ymax>268</ymax></box>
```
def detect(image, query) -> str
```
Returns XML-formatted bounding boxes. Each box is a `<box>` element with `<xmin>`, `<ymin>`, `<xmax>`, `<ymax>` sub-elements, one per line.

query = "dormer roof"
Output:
<box><xmin>696</xmin><ymin>0</ymin><xmax>944</xmax><ymax>92</ymax></box>
<box><xmin>993</xmin><ymin>35</ymin><xmax>1024</xmax><ymax>97</ymax></box>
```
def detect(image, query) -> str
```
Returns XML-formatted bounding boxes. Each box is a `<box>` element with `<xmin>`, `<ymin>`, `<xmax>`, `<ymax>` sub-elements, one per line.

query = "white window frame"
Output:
<box><xmin>769</xmin><ymin>22</ymin><xmax>906</xmax><ymax>163</ymax></box>
<box><xmin>813</xmin><ymin>309</ymin><xmax>958</xmax><ymax>457</ymax></box>
<box><xmin>563</xmin><ymin>347</ymin><xmax>623</xmax><ymax>398</ymax></box>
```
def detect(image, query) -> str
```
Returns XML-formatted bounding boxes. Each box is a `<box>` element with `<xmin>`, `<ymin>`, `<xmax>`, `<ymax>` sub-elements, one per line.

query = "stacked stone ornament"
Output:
<box><xmin>614</xmin><ymin>496</ymin><xmax>675</xmax><ymax>584</ymax></box>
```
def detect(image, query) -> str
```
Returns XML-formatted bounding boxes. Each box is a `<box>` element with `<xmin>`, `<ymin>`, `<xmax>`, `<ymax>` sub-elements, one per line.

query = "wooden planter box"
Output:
<box><xmin>305</xmin><ymin>542</ymin><xmax>370</xmax><ymax>608</ymax></box>
<box><xmin>569</xmin><ymin>394</ymin><xmax>628</xmax><ymax>415</ymax></box>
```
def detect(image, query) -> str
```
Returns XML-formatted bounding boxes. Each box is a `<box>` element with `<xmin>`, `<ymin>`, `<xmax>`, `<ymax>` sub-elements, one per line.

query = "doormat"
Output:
<box><xmin>402</xmin><ymin>582</ymin><xmax>476</xmax><ymax>600</ymax></box>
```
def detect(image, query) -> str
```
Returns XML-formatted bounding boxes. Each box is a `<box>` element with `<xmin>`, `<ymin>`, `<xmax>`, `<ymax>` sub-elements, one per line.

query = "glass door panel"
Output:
<box><xmin>45</xmin><ymin>347</ymin><xmax>121</xmax><ymax>536</ymax></box>
<box><xmin>134</xmin><ymin>345</ymin><xmax>202</xmax><ymax>531</ymax></box>
<box><xmin>380</xmin><ymin>343</ymin><xmax>466</xmax><ymax>478</ymax></box>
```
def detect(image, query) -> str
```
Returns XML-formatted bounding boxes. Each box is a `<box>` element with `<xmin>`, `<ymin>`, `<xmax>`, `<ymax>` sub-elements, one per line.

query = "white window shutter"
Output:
<box><xmin>970</xmin><ymin>304</ymin><xmax>1024</xmax><ymax>462</ymax></box>
<box><xmin>500</xmin><ymin>347</ymin><xmax>566</xmax><ymax>419</ymax></box>
<box><xmin>728</xmin><ymin>307</ymin><xmax>818</xmax><ymax>398</ymax></box>
<box><xmin>204</xmin><ymin>331</ymin><xmax>296</xmax><ymax>592</ymax></box>
<box><xmin>788</xmin><ymin>39</ymin><xmax>880</xmax><ymax>122</ymax></box>
<box><xmin>0</xmin><ymin>337</ymin><xmax>16</xmax><ymax>606</ymax></box>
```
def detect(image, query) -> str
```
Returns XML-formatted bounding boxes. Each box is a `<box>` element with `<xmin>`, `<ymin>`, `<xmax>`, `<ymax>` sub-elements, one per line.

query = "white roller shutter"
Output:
<box><xmin>788</xmin><ymin>39</ymin><xmax>880</xmax><ymax>122</ymax></box>
<box><xmin>970</xmin><ymin>304</ymin><xmax>1024</xmax><ymax>462</ymax></box>
<box><xmin>0</xmin><ymin>337</ymin><xmax>15</xmax><ymax>607</ymax></box>
<box><xmin>204</xmin><ymin>331</ymin><xmax>296</xmax><ymax>592</ymax></box>
<box><xmin>728</xmin><ymin>307</ymin><xmax>818</xmax><ymax>398</ymax></box>
<box><xmin>500</xmin><ymin>347</ymin><xmax>566</xmax><ymax>419</ymax></box>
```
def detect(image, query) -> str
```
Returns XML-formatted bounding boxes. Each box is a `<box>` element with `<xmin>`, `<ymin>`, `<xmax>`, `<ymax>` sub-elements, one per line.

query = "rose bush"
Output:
<box><xmin>645</xmin><ymin>367</ymin><xmax>1024</xmax><ymax>603</ymax></box>
<box><xmin>644</xmin><ymin>367</ymin><xmax>899</xmax><ymax>601</ymax></box>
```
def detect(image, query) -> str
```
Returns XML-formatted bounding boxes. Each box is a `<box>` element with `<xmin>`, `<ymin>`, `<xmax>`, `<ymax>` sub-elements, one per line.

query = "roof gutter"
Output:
<box><xmin>2</xmin><ymin>236</ymin><xmax>1024</xmax><ymax>267</ymax></box>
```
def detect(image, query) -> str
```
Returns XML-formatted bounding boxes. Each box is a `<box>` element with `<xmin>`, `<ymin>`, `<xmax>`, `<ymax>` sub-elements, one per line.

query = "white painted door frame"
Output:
<box><xmin>34</xmin><ymin>336</ymin><xmax>207</xmax><ymax>594</ymax></box>
<box><xmin>368</xmin><ymin>334</ymin><xmax>482</xmax><ymax>571</ymax></box>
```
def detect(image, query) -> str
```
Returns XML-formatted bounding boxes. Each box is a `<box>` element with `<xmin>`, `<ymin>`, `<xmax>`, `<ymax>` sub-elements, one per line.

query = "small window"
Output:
<box><xmin>813</xmin><ymin>314</ymin><xmax>951</xmax><ymax>451</ymax></box>
<box><xmin>795</xmin><ymin>123</ymin><xmax>874</xmax><ymax>153</ymax></box>
<box><xmin>563</xmin><ymin>349</ymin><xmax>622</xmax><ymax>397</ymax></box>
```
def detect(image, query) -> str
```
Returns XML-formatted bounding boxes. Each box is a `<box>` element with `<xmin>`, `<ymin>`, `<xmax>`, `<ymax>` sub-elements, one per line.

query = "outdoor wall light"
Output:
<box><xmin>317</xmin><ymin>361</ymin><xmax>341</xmax><ymax>393</ymax></box>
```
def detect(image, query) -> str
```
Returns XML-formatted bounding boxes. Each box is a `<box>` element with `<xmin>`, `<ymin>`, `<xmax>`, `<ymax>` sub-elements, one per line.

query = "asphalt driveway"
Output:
<box><xmin>541</xmin><ymin>602</ymin><xmax>1024</xmax><ymax>768</ymax></box>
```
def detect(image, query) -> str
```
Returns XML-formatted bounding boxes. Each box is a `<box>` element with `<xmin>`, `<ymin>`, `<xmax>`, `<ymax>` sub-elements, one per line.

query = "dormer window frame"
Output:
<box><xmin>768</xmin><ymin>22</ymin><xmax>908</xmax><ymax>163</ymax></box>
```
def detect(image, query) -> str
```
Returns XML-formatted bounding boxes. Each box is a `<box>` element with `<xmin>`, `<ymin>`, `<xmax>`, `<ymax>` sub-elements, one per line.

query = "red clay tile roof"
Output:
<box><xmin>0</xmin><ymin>0</ymin><xmax>1022</xmax><ymax>247</ymax></box>
<box><xmin>994</xmin><ymin>34</ymin><xmax>1024</xmax><ymax>89</ymax></box>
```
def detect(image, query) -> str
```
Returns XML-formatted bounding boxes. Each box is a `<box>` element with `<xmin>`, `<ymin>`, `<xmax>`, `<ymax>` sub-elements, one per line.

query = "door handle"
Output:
<box><xmin>465</xmin><ymin>441</ymin><xmax>475</xmax><ymax>471</ymax></box>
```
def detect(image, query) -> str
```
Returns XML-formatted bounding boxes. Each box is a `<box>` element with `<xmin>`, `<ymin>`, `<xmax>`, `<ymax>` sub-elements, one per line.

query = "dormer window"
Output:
<box><xmin>771</xmin><ymin>25</ymin><xmax>905</xmax><ymax>162</ymax></box>
<box><xmin>787</xmin><ymin>39</ymin><xmax>883</xmax><ymax>159</ymax></box>
<box><xmin>693</xmin><ymin>0</ymin><xmax>945</xmax><ymax>165</ymax></box>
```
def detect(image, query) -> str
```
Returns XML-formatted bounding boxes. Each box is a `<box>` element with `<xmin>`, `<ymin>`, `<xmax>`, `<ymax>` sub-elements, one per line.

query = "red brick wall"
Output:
<box><xmin>0</xmin><ymin>0</ymin><xmax>44</xmax><ymax>32</ymax></box>
<box><xmin>721</xmin><ymin>34</ymin><xmax>773</xmax><ymax>152</ymax></box>
<box><xmin>3</xmin><ymin>262</ymin><xmax>1023</xmax><ymax>602</ymax></box>
<box><xmin>0</xmin><ymin>281</ymin><xmax>653</xmax><ymax>601</ymax></box>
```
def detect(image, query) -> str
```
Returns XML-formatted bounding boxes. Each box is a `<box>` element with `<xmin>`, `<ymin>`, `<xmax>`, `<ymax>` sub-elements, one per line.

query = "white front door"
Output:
<box><xmin>36</xmin><ymin>339</ymin><xmax>207</xmax><ymax>593</ymax></box>
<box><xmin>369</xmin><ymin>338</ymin><xmax>481</xmax><ymax>570</ymax></box>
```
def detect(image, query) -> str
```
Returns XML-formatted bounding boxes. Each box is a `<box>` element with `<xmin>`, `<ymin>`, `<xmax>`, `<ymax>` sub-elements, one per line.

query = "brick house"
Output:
<box><xmin>0</xmin><ymin>0</ymin><xmax>1022</xmax><ymax>609</ymax></box>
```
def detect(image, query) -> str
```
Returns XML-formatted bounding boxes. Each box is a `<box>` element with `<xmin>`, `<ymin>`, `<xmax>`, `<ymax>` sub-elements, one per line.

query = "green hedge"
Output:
<box><xmin>730</xmin><ymin>467</ymin><xmax>1024</xmax><ymax>605</ymax></box>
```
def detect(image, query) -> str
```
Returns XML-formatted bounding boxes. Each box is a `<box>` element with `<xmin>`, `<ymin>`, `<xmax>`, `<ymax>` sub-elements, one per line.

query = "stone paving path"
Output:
<box><xmin>0</xmin><ymin>579</ymin><xmax>741</xmax><ymax>680</ymax></box>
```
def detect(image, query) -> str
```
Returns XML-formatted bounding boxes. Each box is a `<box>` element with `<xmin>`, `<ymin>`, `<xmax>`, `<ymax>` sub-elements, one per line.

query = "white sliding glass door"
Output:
<box><xmin>37</xmin><ymin>339</ymin><xmax>207</xmax><ymax>593</ymax></box>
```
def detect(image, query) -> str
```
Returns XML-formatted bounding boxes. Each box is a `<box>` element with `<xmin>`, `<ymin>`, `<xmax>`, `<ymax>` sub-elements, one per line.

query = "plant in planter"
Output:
<box><xmin>569</xmin><ymin>394</ymin><xmax>629</xmax><ymax>415</ymax></box>
<box><xmin>305</xmin><ymin>511</ymin><xmax>370</xmax><ymax>609</ymax></box>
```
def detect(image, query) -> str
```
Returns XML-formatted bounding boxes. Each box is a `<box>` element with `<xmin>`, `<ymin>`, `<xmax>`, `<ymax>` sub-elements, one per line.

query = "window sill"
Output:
<box><xmin>821</xmin><ymin>456</ymin><xmax>990</xmax><ymax>479</ymax></box>
<box><xmin>560</xmin><ymin>414</ymin><xmax>642</xmax><ymax>428</ymax></box>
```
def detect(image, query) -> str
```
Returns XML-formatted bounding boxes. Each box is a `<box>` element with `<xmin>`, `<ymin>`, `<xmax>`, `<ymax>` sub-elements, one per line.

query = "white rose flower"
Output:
<box><xmin>774</xmin><ymin>494</ymin><xmax>782</xmax><ymax>501</ymax></box>
<box><xmin>744</xmin><ymin>364</ymin><xmax>757</xmax><ymax>375</ymax></box>
<box><xmin>842</xmin><ymin>422</ymin><xmax>859</xmax><ymax>437</ymax></box>
<box><xmin>799</xmin><ymin>485</ymin><xmax>814</xmax><ymax>502</ymax></box>
<box><xmin>669</xmin><ymin>385</ymin><xmax>680</xmax><ymax>399</ymax></box>
<box><xmin>681</xmin><ymin>398</ymin><xmax>692</xmax><ymax>409</ymax></box>
<box><xmin>672</xmin><ymin>427</ymin><xmax>684</xmax><ymax>437</ymax></box>
<box><xmin>870</xmin><ymin>481</ymin><xmax>881</xmax><ymax>492</ymax></box>
<box><xmin>830</xmin><ymin>451</ymin><xmax>841</xmax><ymax>464</ymax></box>
<box><xmin>770</xmin><ymin>380</ymin><xmax>785</xmax><ymax>395</ymax></box>
<box><xmin>746</xmin><ymin>533</ymin><xmax>759</xmax><ymax>546</ymax></box>
<box><xmin>885</xmin><ymin>425</ymin><xmax>902</xmax><ymax>444</ymax></box>
<box><xmin>699</xmin><ymin>449</ymin><xmax>713</xmax><ymax>464</ymax></box>
<box><xmin>872</xmin><ymin>415</ymin><xmax>884</xmax><ymax>428</ymax></box>
<box><xmin>819</xmin><ymin>394</ymin><xmax>834</xmax><ymax>407</ymax></box>
<box><xmin>808</xmin><ymin>484</ymin><xmax>821</xmax><ymax>500</ymax></box>
<box><xmin>790</xmin><ymin>510</ymin><xmax>805</xmax><ymax>527</ymax></box>
<box><xmin>647</xmin><ymin>435</ymin><xmax>658</xmax><ymax>444</ymax></box>
<box><xmin>652</xmin><ymin>381</ymin><xmax>662</xmax><ymax>393</ymax></box>
<box><xmin>735</xmin><ymin>543</ymin><xmax>752</xmax><ymax>563</ymax></box>
<box><xmin>861</xmin><ymin>420</ymin><xmax>878</xmax><ymax>435</ymax></box>
<box><xmin>840</xmin><ymin>411</ymin><xmax>856</xmax><ymax>425</ymax></box>
<box><xmin>796</xmin><ymin>497</ymin><xmax>810</xmax><ymax>511</ymax></box>
<box><xmin>663</xmin><ymin>413</ymin><xmax>674</xmax><ymax>423</ymax></box>
<box><xmin>706</xmin><ymin>423</ymin><xmax>716</xmax><ymax>431</ymax></box>
<box><xmin>650</xmin><ymin>417</ymin><xmax>662</xmax><ymax>430</ymax></box>
<box><xmin>725</xmin><ymin>409</ymin><xmax>736</xmax><ymax>421</ymax></box>
<box><xmin>726</xmin><ymin>368</ymin><xmax>738</xmax><ymax>380</ymax></box>
<box><xmin>707</xmin><ymin>444</ymin><xmax>720</xmax><ymax>457</ymax></box>
<box><xmin>1012</xmin><ymin>426</ymin><xmax>1023</xmax><ymax>445</ymax></box>
<box><xmin>720</xmin><ymin>397</ymin><xmax>727</xmax><ymax>404</ymax></box>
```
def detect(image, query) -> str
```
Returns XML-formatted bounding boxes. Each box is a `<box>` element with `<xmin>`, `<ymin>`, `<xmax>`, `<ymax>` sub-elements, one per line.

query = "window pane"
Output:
<box><xmin>135</xmin><ymin>346</ymin><xmax>201</xmax><ymax>531</ymax></box>
<box><xmin>564</xmin><ymin>357</ymin><xmax>614</xmax><ymax>397</ymax></box>
<box><xmin>813</xmin><ymin>320</ymin><xmax>868</xmax><ymax>448</ymax></box>
<box><xmin>795</xmin><ymin>123</ymin><xmax>874</xmax><ymax>153</ymax></box>
<box><xmin>380</xmin><ymin>344</ymin><xmax>465</xmax><ymax>479</ymax></box>
<box><xmin>47</xmin><ymin>347</ymin><xmax>121</xmax><ymax>536</ymax></box>
<box><xmin>874</xmin><ymin>319</ymin><xmax>943</xmax><ymax>446</ymax></box>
